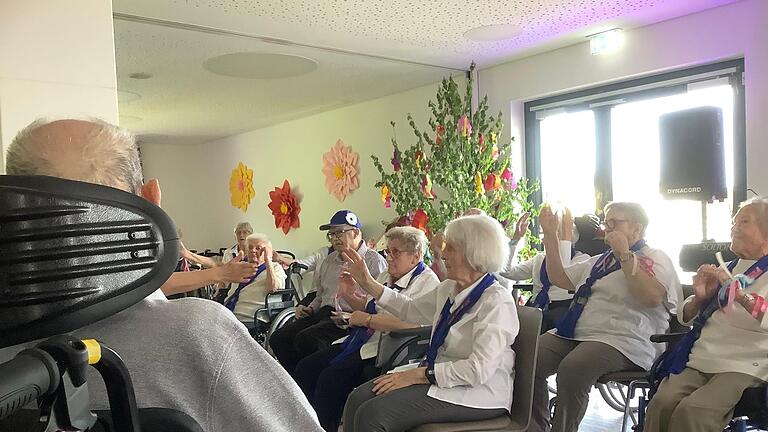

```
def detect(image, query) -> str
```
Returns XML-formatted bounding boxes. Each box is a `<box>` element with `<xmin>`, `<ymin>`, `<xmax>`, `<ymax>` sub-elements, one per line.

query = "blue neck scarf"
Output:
<box><xmin>532</xmin><ymin>247</ymin><xmax>577</xmax><ymax>310</ymax></box>
<box><xmin>422</xmin><ymin>273</ymin><xmax>497</xmax><ymax>368</ymax></box>
<box><xmin>555</xmin><ymin>240</ymin><xmax>647</xmax><ymax>338</ymax></box>
<box><xmin>654</xmin><ymin>256</ymin><xmax>768</xmax><ymax>383</ymax></box>
<box><xmin>331</xmin><ymin>262</ymin><xmax>426</xmax><ymax>365</ymax></box>
<box><xmin>224</xmin><ymin>263</ymin><xmax>267</xmax><ymax>311</ymax></box>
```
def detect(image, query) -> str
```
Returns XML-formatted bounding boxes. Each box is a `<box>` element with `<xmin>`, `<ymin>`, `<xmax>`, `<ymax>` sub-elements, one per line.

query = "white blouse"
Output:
<box><xmin>358</xmin><ymin>266</ymin><xmax>440</xmax><ymax>360</ymax></box>
<box><xmin>501</xmin><ymin>240</ymin><xmax>590</xmax><ymax>302</ymax></box>
<box><xmin>378</xmin><ymin>276</ymin><xmax>519</xmax><ymax>410</ymax></box>
<box><xmin>685</xmin><ymin>259</ymin><xmax>768</xmax><ymax>380</ymax></box>
<box><xmin>555</xmin><ymin>245</ymin><xmax>681</xmax><ymax>370</ymax></box>
<box><xmin>225</xmin><ymin>262</ymin><xmax>286</xmax><ymax>323</ymax></box>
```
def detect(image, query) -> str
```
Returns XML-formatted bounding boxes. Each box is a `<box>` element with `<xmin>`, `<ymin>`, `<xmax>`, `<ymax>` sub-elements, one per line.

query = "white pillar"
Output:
<box><xmin>0</xmin><ymin>0</ymin><xmax>118</xmax><ymax>174</ymax></box>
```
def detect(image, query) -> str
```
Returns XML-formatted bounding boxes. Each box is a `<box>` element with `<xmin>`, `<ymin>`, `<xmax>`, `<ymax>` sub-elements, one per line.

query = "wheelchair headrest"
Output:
<box><xmin>0</xmin><ymin>175</ymin><xmax>180</xmax><ymax>348</ymax></box>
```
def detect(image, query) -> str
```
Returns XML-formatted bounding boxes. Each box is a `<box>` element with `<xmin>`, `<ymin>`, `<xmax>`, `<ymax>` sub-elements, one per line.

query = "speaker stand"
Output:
<box><xmin>701</xmin><ymin>201</ymin><xmax>709</xmax><ymax>242</ymax></box>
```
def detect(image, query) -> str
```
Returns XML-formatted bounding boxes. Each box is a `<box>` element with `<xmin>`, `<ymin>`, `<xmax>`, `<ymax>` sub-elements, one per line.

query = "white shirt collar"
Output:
<box><xmin>390</xmin><ymin>262</ymin><xmax>422</xmax><ymax>288</ymax></box>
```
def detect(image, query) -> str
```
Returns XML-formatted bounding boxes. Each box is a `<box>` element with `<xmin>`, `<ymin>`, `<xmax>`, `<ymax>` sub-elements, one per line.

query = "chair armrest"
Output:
<box><xmin>650</xmin><ymin>332</ymin><xmax>687</xmax><ymax>344</ymax></box>
<box><xmin>513</xmin><ymin>283</ymin><xmax>534</xmax><ymax>292</ymax></box>
<box><xmin>388</xmin><ymin>326</ymin><xmax>432</xmax><ymax>339</ymax></box>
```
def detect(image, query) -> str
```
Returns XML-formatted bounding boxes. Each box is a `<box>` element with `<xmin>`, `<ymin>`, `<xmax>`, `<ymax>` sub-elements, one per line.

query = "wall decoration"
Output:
<box><xmin>268</xmin><ymin>179</ymin><xmax>301</xmax><ymax>234</ymax></box>
<box><xmin>321</xmin><ymin>138</ymin><xmax>360</xmax><ymax>202</ymax></box>
<box><xmin>229</xmin><ymin>161</ymin><xmax>255</xmax><ymax>212</ymax></box>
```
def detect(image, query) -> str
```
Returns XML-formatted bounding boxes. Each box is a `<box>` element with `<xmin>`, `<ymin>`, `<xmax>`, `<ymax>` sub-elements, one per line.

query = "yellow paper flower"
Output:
<box><xmin>474</xmin><ymin>172</ymin><xmax>484</xmax><ymax>194</ymax></box>
<box><xmin>229</xmin><ymin>161</ymin><xmax>255</xmax><ymax>212</ymax></box>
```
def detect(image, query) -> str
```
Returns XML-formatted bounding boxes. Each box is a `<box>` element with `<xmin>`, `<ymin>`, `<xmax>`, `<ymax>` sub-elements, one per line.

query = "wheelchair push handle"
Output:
<box><xmin>0</xmin><ymin>349</ymin><xmax>60</xmax><ymax>420</ymax></box>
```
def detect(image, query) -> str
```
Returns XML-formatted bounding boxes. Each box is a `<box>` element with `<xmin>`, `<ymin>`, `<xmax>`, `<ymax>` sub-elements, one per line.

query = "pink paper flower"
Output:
<box><xmin>391</xmin><ymin>147</ymin><xmax>402</xmax><ymax>171</ymax></box>
<box><xmin>322</xmin><ymin>139</ymin><xmax>360</xmax><ymax>202</ymax></box>
<box><xmin>458</xmin><ymin>115</ymin><xmax>472</xmax><ymax>137</ymax></box>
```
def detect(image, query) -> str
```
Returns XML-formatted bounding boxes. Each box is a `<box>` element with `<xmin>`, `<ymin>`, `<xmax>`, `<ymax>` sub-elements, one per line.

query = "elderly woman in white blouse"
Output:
<box><xmin>223</xmin><ymin>233</ymin><xmax>285</xmax><ymax>328</ymax></box>
<box><xmin>644</xmin><ymin>198</ymin><xmax>768</xmax><ymax>432</ymax></box>
<box><xmin>340</xmin><ymin>214</ymin><xmax>519</xmax><ymax>432</ymax></box>
<box><xmin>532</xmin><ymin>202</ymin><xmax>681</xmax><ymax>432</ymax></box>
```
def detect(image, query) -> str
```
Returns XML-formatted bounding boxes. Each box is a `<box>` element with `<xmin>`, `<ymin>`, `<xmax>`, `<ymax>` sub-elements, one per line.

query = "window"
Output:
<box><xmin>524</xmin><ymin>60</ymin><xmax>746</xmax><ymax>280</ymax></box>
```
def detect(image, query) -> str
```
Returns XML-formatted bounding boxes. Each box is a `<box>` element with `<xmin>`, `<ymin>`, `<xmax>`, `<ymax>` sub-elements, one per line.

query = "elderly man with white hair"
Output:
<box><xmin>0</xmin><ymin>118</ymin><xmax>323</xmax><ymax>432</ymax></box>
<box><xmin>224</xmin><ymin>233</ymin><xmax>286</xmax><ymax>328</ymax></box>
<box><xmin>644</xmin><ymin>198</ymin><xmax>768</xmax><ymax>432</ymax></box>
<box><xmin>340</xmin><ymin>214</ymin><xmax>519</xmax><ymax>432</ymax></box>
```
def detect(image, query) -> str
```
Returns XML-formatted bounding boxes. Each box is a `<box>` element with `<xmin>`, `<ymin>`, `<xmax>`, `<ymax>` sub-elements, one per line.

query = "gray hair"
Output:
<box><xmin>385</xmin><ymin>226</ymin><xmax>428</xmax><ymax>259</ymax></box>
<box><xmin>6</xmin><ymin>118</ymin><xmax>143</xmax><ymax>193</ymax></box>
<box><xmin>604</xmin><ymin>201</ymin><xmax>649</xmax><ymax>236</ymax></box>
<box><xmin>740</xmin><ymin>197</ymin><xmax>768</xmax><ymax>235</ymax></box>
<box><xmin>245</xmin><ymin>233</ymin><xmax>270</xmax><ymax>247</ymax></box>
<box><xmin>444</xmin><ymin>214</ymin><xmax>509</xmax><ymax>273</ymax></box>
<box><xmin>234</xmin><ymin>222</ymin><xmax>254</xmax><ymax>234</ymax></box>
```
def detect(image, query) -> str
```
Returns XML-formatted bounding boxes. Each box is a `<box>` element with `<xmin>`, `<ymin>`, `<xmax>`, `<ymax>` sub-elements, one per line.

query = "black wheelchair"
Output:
<box><xmin>250</xmin><ymin>258</ymin><xmax>308</xmax><ymax>347</ymax></box>
<box><xmin>0</xmin><ymin>175</ymin><xmax>201</xmax><ymax>432</ymax></box>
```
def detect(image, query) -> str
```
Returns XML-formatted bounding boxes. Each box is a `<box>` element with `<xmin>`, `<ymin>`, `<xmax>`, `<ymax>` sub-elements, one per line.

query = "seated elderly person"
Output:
<box><xmin>0</xmin><ymin>118</ymin><xmax>322</xmax><ymax>431</ymax></box>
<box><xmin>223</xmin><ymin>233</ymin><xmax>286</xmax><ymax>329</ymax></box>
<box><xmin>531</xmin><ymin>202</ymin><xmax>681</xmax><ymax>432</ymax></box>
<box><xmin>644</xmin><ymin>198</ymin><xmax>768</xmax><ymax>432</ymax></box>
<box><xmin>293</xmin><ymin>226</ymin><xmax>440</xmax><ymax>432</ymax></box>
<box><xmin>340</xmin><ymin>214</ymin><xmax>519</xmax><ymax>431</ymax></box>
<box><xmin>501</xmin><ymin>208</ymin><xmax>601</xmax><ymax>332</ymax></box>
<box><xmin>269</xmin><ymin>210</ymin><xmax>387</xmax><ymax>375</ymax></box>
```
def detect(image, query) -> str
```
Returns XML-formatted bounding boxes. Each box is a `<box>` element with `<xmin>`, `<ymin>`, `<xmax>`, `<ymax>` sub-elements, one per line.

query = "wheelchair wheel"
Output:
<box><xmin>264</xmin><ymin>307</ymin><xmax>296</xmax><ymax>355</ymax></box>
<box><xmin>598</xmin><ymin>382</ymin><xmax>638</xmax><ymax>412</ymax></box>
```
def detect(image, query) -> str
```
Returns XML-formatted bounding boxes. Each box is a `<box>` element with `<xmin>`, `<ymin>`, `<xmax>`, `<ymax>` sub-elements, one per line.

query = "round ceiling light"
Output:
<box><xmin>203</xmin><ymin>52</ymin><xmax>318</xmax><ymax>79</ymax></box>
<box><xmin>464</xmin><ymin>24</ymin><xmax>522</xmax><ymax>42</ymax></box>
<box><xmin>117</xmin><ymin>90</ymin><xmax>142</xmax><ymax>104</ymax></box>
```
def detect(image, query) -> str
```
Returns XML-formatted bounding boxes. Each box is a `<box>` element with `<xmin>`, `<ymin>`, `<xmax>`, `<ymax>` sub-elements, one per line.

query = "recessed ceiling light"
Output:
<box><xmin>128</xmin><ymin>72</ymin><xmax>153</xmax><ymax>80</ymax></box>
<box><xmin>203</xmin><ymin>52</ymin><xmax>318</xmax><ymax>79</ymax></box>
<box><xmin>117</xmin><ymin>90</ymin><xmax>142</xmax><ymax>103</ymax></box>
<box><xmin>464</xmin><ymin>24</ymin><xmax>522</xmax><ymax>42</ymax></box>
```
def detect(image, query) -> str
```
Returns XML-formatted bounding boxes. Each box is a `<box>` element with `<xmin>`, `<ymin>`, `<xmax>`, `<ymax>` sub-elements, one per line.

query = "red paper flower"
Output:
<box><xmin>435</xmin><ymin>124</ymin><xmax>445</xmax><ymax>145</ymax></box>
<box><xmin>484</xmin><ymin>173</ymin><xmax>502</xmax><ymax>191</ymax></box>
<box><xmin>411</xmin><ymin>209</ymin><xmax>429</xmax><ymax>233</ymax></box>
<box><xmin>268</xmin><ymin>179</ymin><xmax>301</xmax><ymax>234</ymax></box>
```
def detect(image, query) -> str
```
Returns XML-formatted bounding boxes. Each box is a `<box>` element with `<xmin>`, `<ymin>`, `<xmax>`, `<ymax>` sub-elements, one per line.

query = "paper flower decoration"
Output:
<box><xmin>484</xmin><ymin>173</ymin><xmax>502</xmax><ymax>191</ymax></box>
<box><xmin>474</xmin><ymin>172</ymin><xmax>484</xmax><ymax>194</ymax></box>
<box><xmin>458</xmin><ymin>115</ymin><xmax>472</xmax><ymax>137</ymax></box>
<box><xmin>267</xmin><ymin>179</ymin><xmax>301</xmax><ymax>234</ymax></box>
<box><xmin>501</xmin><ymin>168</ymin><xmax>518</xmax><ymax>190</ymax></box>
<box><xmin>322</xmin><ymin>139</ymin><xmax>360</xmax><ymax>202</ymax></box>
<box><xmin>491</xmin><ymin>144</ymin><xmax>499</xmax><ymax>161</ymax></box>
<box><xmin>411</xmin><ymin>209</ymin><xmax>429</xmax><ymax>233</ymax></box>
<box><xmin>229</xmin><ymin>161</ymin><xmax>255</xmax><ymax>212</ymax></box>
<box><xmin>421</xmin><ymin>175</ymin><xmax>435</xmax><ymax>199</ymax></box>
<box><xmin>415</xmin><ymin>150</ymin><xmax>423</xmax><ymax>169</ymax></box>
<box><xmin>391</xmin><ymin>147</ymin><xmax>402</xmax><ymax>172</ymax></box>
<box><xmin>381</xmin><ymin>184</ymin><xmax>392</xmax><ymax>208</ymax></box>
<box><xmin>435</xmin><ymin>124</ymin><xmax>445</xmax><ymax>145</ymax></box>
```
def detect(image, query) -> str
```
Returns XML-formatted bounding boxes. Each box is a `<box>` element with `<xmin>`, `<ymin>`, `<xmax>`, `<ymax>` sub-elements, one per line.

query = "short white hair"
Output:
<box><xmin>6</xmin><ymin>118</ymin><xmax>143</xmax><ymax>193</ymax></box>
<box><xmin>234</xmin><ymin>222</ymin><xmax>253</xmax><ymax>234</ymax></box>
<box><xmin>740</xmin><ymin>197</ymin><xmax>768</xmax><ymax>236</ymax></box>
<box><xmin>245</xmin><ymin>233</ymin><xmax>270</xmax><ymax>246</ymax></box>
<box><xmin>444</xmin><ymin>214</ymin><xmax>509</xmax><ymax>273</ymax></box>
<box><xmin>385</xmin><ymin>226</ymin><xmax>428</xmax><ymax>259</ymax></box>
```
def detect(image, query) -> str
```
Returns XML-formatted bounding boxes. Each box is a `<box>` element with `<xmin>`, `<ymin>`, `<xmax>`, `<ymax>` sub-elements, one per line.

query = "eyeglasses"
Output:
<box><xmin>602</xmin><ymin>219</ymin><xmax>632</xmax><ymax>229</ymax></box>
<box><xmin>326</xmin><ymin>228</ymin><xmax>356</xmax><ymax>239</ymax></box>
<box><xmin>384</xmin><ymin>248</ymin><xmax>410</xmax><ymax>259</ymax></box>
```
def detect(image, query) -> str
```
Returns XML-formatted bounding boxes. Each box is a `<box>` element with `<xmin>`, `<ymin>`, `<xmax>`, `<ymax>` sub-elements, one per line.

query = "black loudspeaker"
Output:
<box><xmin>659</xmin><ymin>106</ymin><xmax>726</xmax><ymax>201</ymax></box>
<box><xmin>679</xmin><ymin>242</ymin><xmax>737</xmax><ymax>272</ymax></box>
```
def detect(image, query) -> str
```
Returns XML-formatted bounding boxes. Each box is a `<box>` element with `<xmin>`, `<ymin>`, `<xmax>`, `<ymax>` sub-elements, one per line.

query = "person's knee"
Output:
<box><xmin>269</xmin><ymin>326</ymin><xmax>290</xmax><ymax>349</ymax></box>
<box><xmin>293</xmin><ymin>329</ymin><xmax>321</xmax><ymax>355</ymax></box>
<box><xmin>353</xmin><ymin>399</ymin><xmax>387</xmax><ymax>432</ymax></box>
<box><xmin>672</xmin><ymin>396</ymin><xmax>706</xmax><ymax>422</ymax></box>
<box><xmin>647</xmin><ymin>386</ymin><xmax>682</xmax><ymax>416</ymax></box>
<box><xmin>556</xmin><ymin>356</ymin><xmax>596</xmax><ymax>391</ymax></box>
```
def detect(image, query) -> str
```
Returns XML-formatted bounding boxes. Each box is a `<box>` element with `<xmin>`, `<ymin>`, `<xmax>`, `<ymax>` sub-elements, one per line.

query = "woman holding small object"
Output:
<box><xmin>341</xmin><ymin>215</ymin><xmax>519</xmax><ymax>432</ymax></box>
<box><xmin>644</xmin><ymin>198</ymin><xmax>768</xmax><ymax>432</ymax></box>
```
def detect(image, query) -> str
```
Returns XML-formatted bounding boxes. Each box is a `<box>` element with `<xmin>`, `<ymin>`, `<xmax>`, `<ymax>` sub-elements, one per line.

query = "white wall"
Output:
<box><xmin>141</xmin><ymin>81</ymin><xmax>448</xmax><ymax>256</ymax></box>
<box><xmin>479</xmin><ymin>0</ymin><xmax>767</xmax><ymax>193</ymax></box>
<box><xmin>0</xmin><ymin>0</ymin><xmax>118</xmax><ymax>173</ymax></box>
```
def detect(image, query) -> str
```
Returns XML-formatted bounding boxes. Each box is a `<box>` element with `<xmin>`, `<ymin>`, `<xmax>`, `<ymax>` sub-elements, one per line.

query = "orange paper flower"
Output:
<box><xmin>322</xmin><ymin>139</ymin><xmax>360</xmax><ymax>202</ymax></box>
<box><xmin>268</xmin><ymin>179</ymin><xmax>301</xmax><ymax>234</ymax></box>
<box><xmin>229</xmin><ymin>161</ymin><xmax>255</xmax><ymax>212</ymax></box>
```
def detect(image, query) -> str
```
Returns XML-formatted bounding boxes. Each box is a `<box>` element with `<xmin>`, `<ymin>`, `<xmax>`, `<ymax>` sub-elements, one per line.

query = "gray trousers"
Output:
<box><xmin>531</xmin><ymin>333</ymin><xmax>642</xmax><ymax>432</ymax></box>
<box><xmin>643</xmin><ymin>367</ymin><xmax>765</xmax><ymax>432</ymax></box>
<box><xmin>343</xmin><ymin>379</ymin><xmax>507</xmax><ymax>432</ymax></box>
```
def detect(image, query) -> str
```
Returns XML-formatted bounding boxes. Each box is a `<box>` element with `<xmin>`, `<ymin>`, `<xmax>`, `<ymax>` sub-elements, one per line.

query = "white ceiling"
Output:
<box><xmin>113</xmin><ymin>0</ymin><xmax>740</xmax><ymax>144</ymax></box>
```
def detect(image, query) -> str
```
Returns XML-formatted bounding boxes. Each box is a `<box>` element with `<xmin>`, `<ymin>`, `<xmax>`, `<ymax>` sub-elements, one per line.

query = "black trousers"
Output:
<box><xmin>294</xmin><ymin>344</ymin><xmax>377</xmax><ymax>432</ymax></box>
<box><xmin>269</xmin><ymin>305</ymin><xmax>347</xmax><ymax>374</ymax></box>
<box><xmin>541</xmin><ymin>299</ymin><xmax>572</xmax><ymax>333</ymax></box>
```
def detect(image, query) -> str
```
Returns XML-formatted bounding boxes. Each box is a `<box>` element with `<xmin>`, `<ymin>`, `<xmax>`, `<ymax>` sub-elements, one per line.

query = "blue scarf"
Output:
<box><xmin>555</xmin><ymin>240</ymin><xmax>647</xmax><ymax>338</ymax></box>
<box><xmin>532</xmin><ymin>247</ymin><xmax>577</xmax><ymax>310</ymax></box>
<box><xmin>422</xmin><ymin>273</ymin><xmax>497</xmax><ymax>368</ymax></box>
<box><xmin>224</xmin><ymin>263</ymin><xmax>267</xmax><ymax>311</ymax></box>
<box><xmin>654</xmin><ymin>256</ymin><xmax>768</xmax><ymax>383</ymax></box>
<box><xmin>330</xmin><ymin>262</ymin><xmax>426</xmax><ymax>365</ymax></box>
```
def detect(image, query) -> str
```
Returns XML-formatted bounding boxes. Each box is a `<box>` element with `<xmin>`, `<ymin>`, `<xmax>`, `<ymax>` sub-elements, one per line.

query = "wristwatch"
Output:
<box><xmin>424</xmin><ymin>365</ymin><xmax>437</xmax><ymax>385</ymax></box>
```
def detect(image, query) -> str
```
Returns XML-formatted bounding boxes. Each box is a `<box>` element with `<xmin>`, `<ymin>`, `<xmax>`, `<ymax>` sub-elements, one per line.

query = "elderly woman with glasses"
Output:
<box><xmin>292</xmin><ymin>226</ymin><xmax>440</xmax><ymax>432</ymax></box>
<box><xmin>530</xmin><ymin>202</ymin><xmax>682</xmax><ymax>432</ymax></box>
<box><xmin>339</xmin><ymin>214</ymin><xmax>519</xmax><ymax>432</ymax></box>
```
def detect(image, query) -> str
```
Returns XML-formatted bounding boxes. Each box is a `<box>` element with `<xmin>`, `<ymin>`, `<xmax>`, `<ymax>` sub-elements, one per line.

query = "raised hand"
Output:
<box><xmin>341</xmin><ymin>249</ymin><xmax>372</xmax><ymax>286</ymax></box>
<box><xmin>511</xmin><ymin>212</ymin><xmax>531</xmax><ymax>242</ymax></box>
<box><xmin>605</xmin><ymin>231</ymin><xmax>630</xmax><ymax>255</ymax></box>
<box><xmin>217</xmin><ymin>251</ymin><xmax>258</xmax><ymax>283</ymax></box>
<box><xmin>539</xmin><ymin>205</ymin><xmax>558</xmax><ymax>236</ymax></box>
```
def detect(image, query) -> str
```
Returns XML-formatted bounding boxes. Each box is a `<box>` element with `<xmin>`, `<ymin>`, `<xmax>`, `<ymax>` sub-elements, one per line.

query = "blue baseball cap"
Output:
<box><xmin>319</xmin><ymin>210</ymin><xmax>362</xmax><ymax>231</ymax></box>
